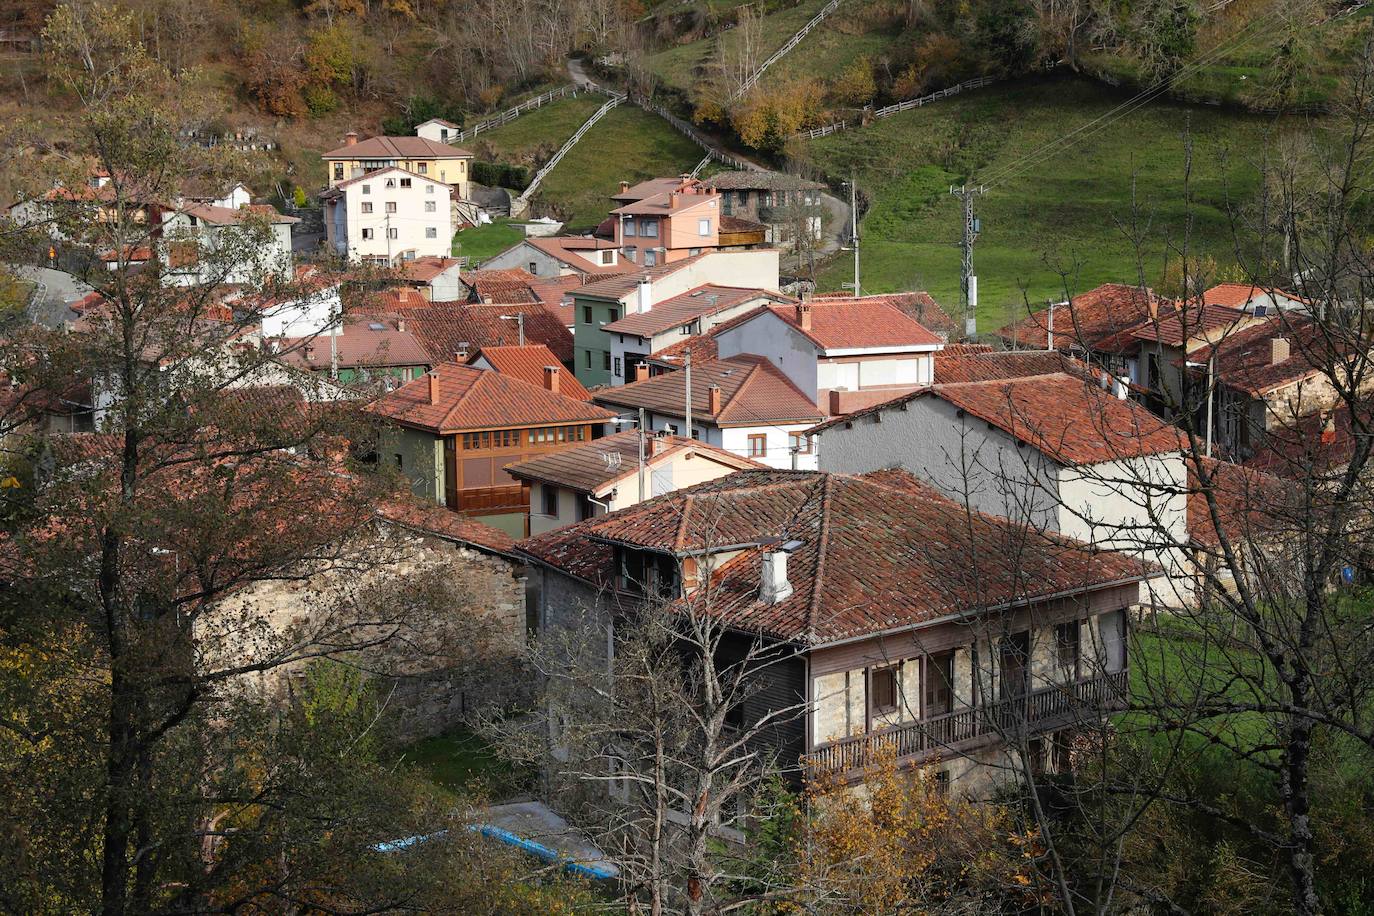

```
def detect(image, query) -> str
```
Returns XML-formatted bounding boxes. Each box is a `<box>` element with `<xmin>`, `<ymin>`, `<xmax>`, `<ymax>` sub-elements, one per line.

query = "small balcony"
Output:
<box><xmin>807</xmin><ymin>669</ymin><xmax>1128</xmax><ymax>777</ymax></box>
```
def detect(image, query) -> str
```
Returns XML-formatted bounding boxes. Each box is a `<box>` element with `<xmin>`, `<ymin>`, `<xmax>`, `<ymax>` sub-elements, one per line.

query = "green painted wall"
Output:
<box><xmin>572</xmin><ymin>296</ymin><xmax>623</xmax><ymax>388</ymax></box>
<box><xmin>381</xmin><ymin>426</ymin><xmax>445</xmax><ymax>505</ymax></box>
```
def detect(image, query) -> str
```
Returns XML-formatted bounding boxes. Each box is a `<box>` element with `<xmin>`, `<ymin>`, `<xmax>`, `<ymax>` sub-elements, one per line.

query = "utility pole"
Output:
<box><xmin>638</xmin><ymin>407</ymin><xmax>647</xmax><ymax>501</ymax></box>
<box><xmin>950</xmin><ymin>184</ymin><xmax>985</xmax><ymax>339</ymax></box>
<box><xmin>846</xmin><ymin>177</ymin><xmax>860</xmax><ymax>298</ymax></box>
<box><xmin>499</xmin><ymin>312</ymin><xmax>526</xmax><ymax>346</ymax></box>
<box><xmin>683</xmin><ymin>349</ymin><xmax>692</xmax><ymax>439</ymax></box>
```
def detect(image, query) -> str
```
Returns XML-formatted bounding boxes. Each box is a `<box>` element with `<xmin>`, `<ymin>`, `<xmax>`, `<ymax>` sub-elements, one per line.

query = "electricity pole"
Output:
<box><xmin>844</xmin><ymin>177</ymin><xmax>860</xmax><ymax>298</ymax></box>
<box><xmin>950</xmin><ymin>184</ymin><xmax>985</xmax><ymax>339</ymax></box>
<box><xmin>683</xmin><ymin>349</ymin><xmax>692</xmax><ymax>439</ymax></box>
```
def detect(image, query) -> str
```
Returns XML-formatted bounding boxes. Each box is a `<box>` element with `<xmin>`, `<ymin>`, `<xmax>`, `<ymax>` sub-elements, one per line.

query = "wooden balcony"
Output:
<box><xmin>808</xmin><ymin>669</ymin><xmax>1129</xmax><ymax>777</ymax></box>
<box><xmin>454</xmin><ymin>485</ymin><xmax>526</xmax><ymax>514</ymax></box>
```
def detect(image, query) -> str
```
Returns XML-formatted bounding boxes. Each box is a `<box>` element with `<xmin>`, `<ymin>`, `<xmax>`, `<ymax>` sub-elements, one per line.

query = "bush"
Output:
<box><xmin>471</xmin><ymin>162</ymin><xmax>531</xmax><ymax>191</ymax></box>
<box><xmin>382</xmin><ymin>95</ymin><xmax>467</xmax><ymax>136</ymax></box>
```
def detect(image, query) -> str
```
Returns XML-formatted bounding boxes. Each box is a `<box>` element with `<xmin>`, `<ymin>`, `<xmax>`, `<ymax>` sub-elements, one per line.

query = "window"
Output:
<box><xmin>387</xmin><ymin>228</ymin><xmax>398</xmax><ymax>240</ymax></box>
<box><xmin>361</xmin><ymin>228</ymin><xmax>374</xmax><ymax>240</ymax></box>
<box><xmin>603</xmin><ymin>351</ymin><xmax>612</xmax><ymax>371</ymax></box>
<box><xmin>623</xmin><ymin>218</ymin><xmax>636</xmax><ymax>237</ymax></box>
<box><xmin>361</xmin><ymin>202</ymin><xmax>373</xmax><ymax>214</ymax></box>
<box><xmin>698</xmin><ymin>218</ymin><xmax>711</xmax><ymax>236</ymax></box>
<box><xmin>576</xmin><ymin>494</ymin><xmax>595</xmax><ymax>521</ymax></box>
<box><xmin>1098</xmin><ymin>610</ymin><xmax>1126</xmax><ymax>673</ymax></box>
<box><xmin>400</xmin><ymin>178</ymin><xmax>412</xmax><ymax>188</ymax></box>
<box><xmin>790</xmin><ymin>432</ymin><xmax>811</xmax><ymax>455</ymax></box>
<box><xmin>643</xmin><ymin>249</ymin><xmax>657</xmax><ymax>267</ymax></box>
<box><xmin>613</xmin><ymin>357</ymin><xmax>622</xmax><ymax>377</ymax></box>
<box><xmin>642</xmin><ymin>219</ymin><xmax>658</xmax><ymax>238</ymax></box>
<box><xmin>584</xmin><ymin>350</ymin><xmax>592</xmax><ymax>369</ymax></box>
<box><xmin>385</xmin><ymin>201</ymin><xmax>397</xmax><ymax>214</ymax></box>
<box><xmin>528</xmin><ymin>261</ymin><xmax>538</xmax><ymax>275</ymax></box>
<box><xmin>385</xmin><ymin>178</ymin><xmax>396</xmax><ymax>188</ymax></box>
<box><xmin>1056</xmin><ymin>622</ymin><xmax>1080</xmax><ymax>676</ymax></box>
<box><xmin>333</xmin><ymin>163</ymin><xmax>344</xmax><ymax>180</ymax></box>
<box><xmin>925</xmin><ymin>651</ymin><xmax>954</xmax><ymax>717</ymax></box>
<box><xmin>425</xmin><ymin>183</ymin><xmax>434</xmax><ymax>194</ymax></box>
<box><xmin>607</xmin><ymin>308</ymin><xmax>619</xmax><ymax>322</ymax></box>
<box><xmin>747</xmin><ymin>434</ymin><xmax>767</xmax><ymax>457</ymax></box>
<box><xmin>870</xmin><ymin>666</ymin><xmax>898</xmax><ymax>715</ymax></box>
<box><xmin>394</xmin><ymin>453</ymin><xmax>403</xmax><ymax>469</ymax></box>
<box><xmin>362</xmin><ymin>184</ymin><xmax>371</xmax><ymax>194</ymax></box>
<box><xmin>425</xmin><ymin>227</ymin><xmax>437</xmax><ymax>238</ymax></box>
<box><xmin>599</xmin><ymin>250</ymin><xmax>615</xmax><ymax>265</ymax></box>
<box><xmin>932</xmin><ymin>770</ymin><xmax>950</xmax><ymax>796</ymax></box>
<box><xmin>1147</xmin><ymin>352</ymin><xmax>1162</xmax><ymax>391</ymax></box>
<box><xmin>425</xmin><ymin>200</ymin><xmax>437</xmax><ymax>213</ymax></box>
<box><xmin>542</xmin><ymin>486</ymin><xmax>559</xmax><ymax>518</ymax></box>
<box><xmin>418</xmin><ymin>162</ymin><xmax>428</xmax><ymax>174</ymax></box>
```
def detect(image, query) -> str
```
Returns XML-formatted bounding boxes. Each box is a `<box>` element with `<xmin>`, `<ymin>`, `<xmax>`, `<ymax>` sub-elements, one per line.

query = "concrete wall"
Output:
<box><xmin>816</xmin><ymin>394</ymin><xmax>1063</xmax><ymax>530</ymax></box>
<box><xmin>160</xmin><ymin>214</ymin><xmax>293</xmax><ymax>286</ymax></box>
<box><xmin>336</xmin><ymin>170</ymin><xmax>453</xmax><ymax>263</ymax></box>
<box><xmin>607</xmin><ymin>295</ymin><xmax>774</xmax><ymax>386</ymax></box>
<box><xmin>714</xmin><ymin>309</ymin><xmax>820</xmax><ymax>400</ymax></box>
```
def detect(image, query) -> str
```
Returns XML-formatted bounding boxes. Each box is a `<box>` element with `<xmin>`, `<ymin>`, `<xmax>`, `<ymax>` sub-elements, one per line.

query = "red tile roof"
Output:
<box><xmin>1187</xmin><ymin>457</ymin><xmax>1296</xmax><ymax>548</ymax></box>
<box><xmin>519</xmin><ymin>469</ymin><xmax>1150</xmax><ymax>643</ymax></box>
<box><xmin>183</xmin><ymin>202</ymin><xmax>298</xmax><ymax>225</ymax></box>
<box><xmin>504</xmin><ymin>429</ymin><xmax>761</xmax><ymax>495</ymax></box>
<box><xmin>378</xmin><ymin>299</ymin><xmax>574</xmax><ymax>364</ymax></box>
<box><xmin>810</xmin><ymin>291</ymin><xmax>956</xmax><ymax>338</ymax></box>
<box><xmin>935</xmin><ymin>348</ymin><xmax>1094</xmax><ymax>384</ymax></box>
<box><xmin>1129</xmin><ymin>302</ymin><xmax>1250</xmax><ymax>348</ymax></box>
<box><xmin>467</xmin><ymin>344</ymin><xmax>591</xmax><ymax>399</ymax></box>
<box><xmin>651</xmin><ymin>334</ymin><xmax>718</xmax><ymax>362</ymax></box>
<box><xmin>1202</xmin><ymin>282</ymin><xmax>1311</xmax><ymax>309</ymax></box>
<box><xmin>1243</xmin><ymin>398</ymin><xmax>1371</xmax><ymax>478</ymax></box>
<box><xmin>996</xmin><ymin>283</ymin><xmax>1171</xmax><ymax>354</ymax></box>
<box><xmin>274</xmin><ymin>318</ymin><xmax>430</xmax><ymax>372</ymax></box>
<box><xmin>707</xmin><ymin>297</ymin><xmax>944</xmax><ymax>352</ymax></box>
<box><xmin>364</xmin><ymin>363</ymin><xmax>612</xmax><ymax>433</ymax></box>
<box><xmin>375</xmin><ymin>495</ymin><xmax>516</xmax><ymax>556</ymax></box>
<box><xmin>603</xmin><ymin>285</ymin><xmax>783</xmax><ymax>337</ymax></box>
<box><xmin>321</xmin><ymin>135</ymin><xmax>472</xmax><ymax>160</ymax></box>
<box><xmin>612</xmin><ymin>187</ymin><xmax>720</xmax><ymax>217</ymax></box>
<box><xmin>522</xmin><ymin>237</ymin><xmax>628</xmax><ymax>275</ymax></box>
<box><xmin>1185</xmin><ymin>314</ymin><xmax>1342</xmax><ymax>397</ymax></box>
<box><xmin>811</xmin><ymin>372</ymin><xmax>1182</xmax><ymax>466</ymax></box>
<box><xmin>400</xmin><ymin>257</ymin><xmax>463</xmax><ymax>284</ymax></box>
<box><xmin>593</xmin><ymin>354</ymin><xmax>824</xmax><ymax>427</ymax></box>
<box><xmin>572</xmin><ymin>254</ymin><xmax>709</xmax><ymax>302</ymax></box>
<box><xmin>463</xmin><ymin>268</ymin><xmax>544</xmax><ymax>304</ymax></box>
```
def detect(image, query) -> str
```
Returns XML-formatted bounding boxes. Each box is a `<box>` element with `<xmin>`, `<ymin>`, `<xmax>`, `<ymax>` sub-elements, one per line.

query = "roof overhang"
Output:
<box><xmin>821</xmin><ymin>344</ymin><xmax>943</xmax><ymax>357</ymax></box>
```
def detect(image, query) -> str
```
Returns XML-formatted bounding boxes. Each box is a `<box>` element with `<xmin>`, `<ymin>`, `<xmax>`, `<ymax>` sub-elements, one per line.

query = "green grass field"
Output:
<box><xmin>470</xmin><ymin>94</ymin><xmax>606</xmax><ymax>166</ymax></box>
<box><xmin>453</xmin><ymin>219</ymin><xmax>525</xmax><ymax>263</ymax></box>
<box><xmin>534</xmin><ymin>105</ymin><xmax>705</xmax><ymax>230</ymax></box>
<box><xmin>802</xmin><ymin>77</ymin><xmax>1278</xmax><ymax>328</ymax></box>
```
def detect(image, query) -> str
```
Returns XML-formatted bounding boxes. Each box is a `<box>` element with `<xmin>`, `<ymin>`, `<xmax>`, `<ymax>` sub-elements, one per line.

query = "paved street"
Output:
<box><xmin>11</xmin><ymin>264</ymin><xmax>91</xmax><ymax>328</ymax></box>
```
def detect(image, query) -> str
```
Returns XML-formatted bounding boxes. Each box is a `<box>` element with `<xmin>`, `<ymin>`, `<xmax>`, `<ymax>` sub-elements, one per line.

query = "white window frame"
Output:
<box><xmin>698</xmin><ymin>218</ymin><xmax>711</xmax><ymax>236</ymax></box>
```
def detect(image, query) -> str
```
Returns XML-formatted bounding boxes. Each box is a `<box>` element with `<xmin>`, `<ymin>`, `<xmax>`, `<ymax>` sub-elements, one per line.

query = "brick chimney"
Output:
<box><xmin>634</xmin><ymin>361</ymin><xmax>650</xmax><ymax>383</ymax></box>
<box><xmin>669</xmin><ymin>193</ymin><xmax>681</xmax><ymax>210</ymax></box>
<box><xmin>1271</xmin><ymin>337</ymin><xmax>1290</xmax><ymax>364</ymax></box>
<box><xmin>1321</xmin><ymin>411</ymin><xmax>1337</xmax><ymax>445</ymax></box>
<box><xmin>543</xmin><ymin>365</ymin><xmax>560</xmax><ymax>394</ymax></box>
<box><xmin>796</xmin><ymin>303</ymin><xmax>812</xmax><ymax>331</ymax></box>
<box><xmin>619</xmin><ymin>180</ymin><xmax>630</xmax><ymax>194</ymax></box>
<box><xmin>345</xmin><ymin>131</ymin><xmax>358</xmax><ymax>147</ymax></box>
<box><xmin>428</xmin><ymin>370</ymin><xmax>439</xmax><ymax>404</ymax></box>
<box><xmin>707</xmin><ymin>384</ymin><xmax>721</xmax><ymax>415</ymax></box>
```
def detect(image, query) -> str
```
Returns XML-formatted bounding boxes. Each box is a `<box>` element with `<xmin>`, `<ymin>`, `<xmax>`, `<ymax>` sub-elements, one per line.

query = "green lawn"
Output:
<box><xmin>453</xmin><ymin>219</ymin><xmax>525</xmax><ymax>264</ymax></box>
<box><xmin>470</xmin><ymin>94</ymin><xmax>606</xmax><ymax>167</ymax></box>
<box><xmin>396</xmin><ymin>726</ymin><xmax>530</xmax><ymax>798</ymax></box>
<box><xmin>533</xmin><ymin>106</ymin><xmax>705</xmax><ymax>230</ymax></box>
<box><xmin>802</xmin><ymin>77</ymin><xmax>1278</xmax><ymax>329</ymax></box>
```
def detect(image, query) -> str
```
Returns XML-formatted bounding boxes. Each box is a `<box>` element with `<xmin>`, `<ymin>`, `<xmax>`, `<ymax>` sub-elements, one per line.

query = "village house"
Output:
<box><xmin>366</xmin><ymin>363</ymin><xmax>614</xmax><ymax>536</ymax></box>
<box><xmin>700</xmin><ymin>170</ymin><xmax>826</xmax><ymax>248</ymax></box>
<box><xmin>519</xmin><ymin>468</ymin><xmax>1148</xmax><ymax>791</ymax></box>
<box><xmin>1202</xmin><ymin>282</ymin><xmax>1312</xmax><ymax>315</ymax></box>
<box><xmin>506</xmin><ymin>429</ymin><xmax>761</xmax><ymax>535</ymax></box>
<box><xmin>322</xmin><ymin>131</ymin><xmax>474</xmax><ymax>198</ymax></box>
<box><xmin>608</xmin><ymin>176</ymin><xmax>767</xmax><ymax>267</ymax></box>
<box><xmin>482</xmin><ymin>235</ymin><xmax>626</xmax><ymax>281</ymax></box>
<box><xmin>179</xmin><ymin>178</ymin><xmax>254</xmax><ymax>210</ymax></box>
<box><xmin>572</xmin><ymin>249</ymin><xmax>780</xmax><ymax>387</ymax></box>
<box><xmin>807</xmin><ymin>370</ymin><xmax>1193</xmax><ymax>604</ymax></box>
<box><xmin>374</xmin><ymin>289</ymin><xmax>574</xmax><ymax>367</ymax></box>
<box><xmin>414</xmin><ymin>118</ymin><xmax>463</xmax><ymax>145</ymax></box>
<box><xmin>603</xmin><ymin>285</ymin><xmax>794</xmax><ymax>386</ymax></box>
<box><xmin>592</xmin><ymin>353</ymin><xmax>825</xmax><ymax>469</ymax></box>
<box><xmin>158</xmin><ymin>202</ymin><xmax>298</xmax><ymax>286</ymax></box>
<box><xmin>320</xmin><ymin>167</ymin><xmax>454</xmax><ymax>265</ymax></box>
<box><xmin>398</xmin><ymin>256</ymin><xmax>466</xmax><ymax>301</ymax></box>
<box><xmin>272</xmin><ymin>315</ymin><xmax>431</xmax><ymax>390</ymax></box>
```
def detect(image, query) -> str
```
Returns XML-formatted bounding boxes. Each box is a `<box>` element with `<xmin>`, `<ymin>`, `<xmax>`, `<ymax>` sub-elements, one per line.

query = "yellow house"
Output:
<box><xmin>322</xmin><ymin>132</ymin><xmax>473</xmax><ymax>199</ymax></box>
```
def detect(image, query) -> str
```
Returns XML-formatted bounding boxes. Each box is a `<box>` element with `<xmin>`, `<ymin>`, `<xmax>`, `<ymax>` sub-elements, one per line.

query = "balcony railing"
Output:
<box><xmin>808</xmin><ymin>669</ymin><xmax>1129</xmax><ymax>777</ymax></box>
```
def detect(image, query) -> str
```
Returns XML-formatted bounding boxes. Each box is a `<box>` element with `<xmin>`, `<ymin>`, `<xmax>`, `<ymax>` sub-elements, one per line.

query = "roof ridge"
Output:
<box><xmin>675</xmin><ymin>494</ymin><xmax>695</xmax><ymax>552</ymax></box>
<box><xmin>805</xmin><ymin>474</ymin><xmax>834</xmax><ymax>643</ymax></box>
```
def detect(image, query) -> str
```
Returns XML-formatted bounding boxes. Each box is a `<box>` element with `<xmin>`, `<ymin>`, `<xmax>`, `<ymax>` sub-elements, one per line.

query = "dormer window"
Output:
<box><xmin>618</xmin><ymin>547</ymin><xmax>679</xmax><ymax>598</ymax></box>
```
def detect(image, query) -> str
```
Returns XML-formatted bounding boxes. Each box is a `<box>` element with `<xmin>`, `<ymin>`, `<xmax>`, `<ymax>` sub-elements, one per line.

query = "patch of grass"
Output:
<box><xmin>471</xmin><ymin>94</ymin><xmax>606</xmax><ymax>167</ymax></box>
<box><xmin>803</xmin><ymin>77</ymin><xmax>1277</xmax><ymax>327</ymax></box>
<box><xmin>534</xmin><ymin>106</ymin><xmax>705</xmax><ymax>230</ymax></box>
<box><xmin>397</xmin><ymin>726</ymin><xmax>529</xmax><ymax>798</ymax></box>
<box><xmin>453</xmin><ymin>219</ymin><xmax>525</xmax><ymax>263</ymax></box>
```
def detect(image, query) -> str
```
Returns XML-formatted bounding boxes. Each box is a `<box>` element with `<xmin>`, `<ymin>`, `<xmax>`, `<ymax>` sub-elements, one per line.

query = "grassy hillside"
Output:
<box><xmin>801</xmin><ymin>77</ymin><xmax>1276</xmax><ymax>328</ymax></box>
<box><xmin>533</xmin><ymin>105</ymin><xmax>704</xmax><ymax>230</ymax></box>
<box><xmin>467</xmin><ymin>93</ymin><xmax>605</xmax><ymax>166</ymax></box>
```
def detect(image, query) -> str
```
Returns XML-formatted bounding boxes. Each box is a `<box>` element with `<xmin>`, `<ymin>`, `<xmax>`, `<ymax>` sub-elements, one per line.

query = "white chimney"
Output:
<box><xmin>637</xmin><ymin>275</ymin><xmax>653</xmax><ymax>313</ymax></box>
<box><xmin>759</xmin><ymin>539</ymin><xmax>802</xmax><ymax>604</ymax></box>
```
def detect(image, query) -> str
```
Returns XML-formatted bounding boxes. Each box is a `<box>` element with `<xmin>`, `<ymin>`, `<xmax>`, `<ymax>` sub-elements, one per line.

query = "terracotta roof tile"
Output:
<box><xmin>377</xmin><ymin>299</ymin><xmax>574</xmax><ymax>364</ymax></box>
<box><xmin>593</xmin><ymin>354</ymin><xmax>824</xmax><ymax>427</ymax></box>
<box><xmin>1129</xmin><ymin>302</ymin><xmax>1251</xmax><ymax>348</ymax></box>
<box><xmin>275</xmin><ymin>318</ymin><xmax>430</xmax><ymax>372</ymax></box>
<box><xmin>519</xmin><ymin>469</ymin><xmax>1150</xmax><ymax>643</ymax></box>
<box><xmin>572</xmin><ymin>254</ymin><xmax>710</xmax><ymax>301</ymax></box>
<box><xmin>522</xmin><ymin>237</ymin><xmax>628</xmax><ymax>275</ymax></box>
<box><xmin>375</xmin><ymin>495</ymin><xmax>516</xmax><ymax>555</ymax></box>
<box><xmin>321</xmin><ymin>135</ymin><xmax>472</xmax><ymax>160</ymax></box>
<box><xmin>400</xmin><ymin>257</ymin><xmax>463</xmax><ymax>283</ymax></box>
<box><xmin>810</xmin><ymin>291</ymin><xmax>956</xmax><ymax>338</ymax></box>
<box><xmin>603</xmin><ymin>285</ymin><xmax>783</xmax><ymax>337</ymax></box>
<box><xmin>365</xmin><ymin>363</ymin><xmax>611</xmax><ymax>433</ymax></box>
<box><xmin>1187</xmin><ymin>457</ymin><xmax>1296</xmax><ymax>548</ymax></box>
<box><xmin>1185</xmin><ymin>314</ymin><xmax>1344</xmax><ymax>397</ymax></box>
<box><xmin>1203</xmin><ymin>282</ymin><xmax>1312</xmax><ymax>309</ymax></box>
<box><xmin>996</xmin><ymin>283</ymin><xmax>1171</xmax><ymax>354</ymax></box>
<box><xmin>935</xmin><ymin>348</ymin><xmax>1094</xmax><ymax>384</ymax></box>
<box><xmin>467</xmin><ymin>344</ymin><xmax>590</xmax><ymax>399</ymax></box>
<box><xmin>504</xmin><ymin>429</ymin><xmax>761</xmax><ymax>495</ymax></box>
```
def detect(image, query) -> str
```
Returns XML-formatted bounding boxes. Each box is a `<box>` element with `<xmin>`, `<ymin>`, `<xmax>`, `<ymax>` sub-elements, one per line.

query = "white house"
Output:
<box><xmin>320</xmin><ymin>167</ymin><xmax>453</xmax><ymax>265</ymax></box>
<box><xmin>483</xmin><ymin>236</ymin><xmax>625</xmax><ymax>281</ymax></box>
<box><xmin>158</xmin><ymin>203</ymin><xmax>297</xmax><ymax>287</ymax></box>
<box><xmin>414</xmin><ymin>118</ymin><xmax>462</xmax><ymax>145</ymax></box>
<box><xmin>808</xmin><ymin>371</ymin><xmax>1193</xmax><ymax>605</ymax></box>
<box><xmin>592</xmin><ymin>353</ymin><xmax>825</xmax><ymax>470</ymax></box>
<box><xmin>506</xmin><ymin>430</ymin><xmax>762</xmax><ymax>535</ymax></box>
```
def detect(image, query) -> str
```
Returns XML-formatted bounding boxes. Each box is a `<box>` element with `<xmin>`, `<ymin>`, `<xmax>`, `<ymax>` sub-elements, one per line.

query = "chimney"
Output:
<box><xmin>345</xmin><ymin>131</ymin><xmax>358</xmax><ymax>147</ymax></box>
<box><xmin>619</xmin><ymin>180</ymin><xmax>630</xmax><ymax>194</ymax></box>
<box><xmin>707</xmin><ymin>384</ymin><xmax>721</xmax><ymax>415</ymax></box>
<box><xmin>1145</xmin><ymin>292</ymin><xmax>1159</xmax><ymax>320</ymax></box>
<box><xmin>543</xmin><ymin>365</ymin><xmax>560</xmax><ymax>394</ymax></box>
<box><xmin>396</xmin><ymin>317</ymin><xmax>406</xmax><ymax>332</ymax></box>
<box><xmin>1322</xmin><ymin>412</ymin><xmax>1337</xmax><ymax>445</ymax></box>
<box><xmin>669</xmin><ymin>193</ymin><xmax>681</xmax><ymax>210</ymax></box>
<box><xmin>1099</xmin><ymin>370</ymin><xmax>1111</xmax><ymax>391</ymax></box>
<box><xmin>760</xmin><ymin>542</ymin><xmax>802</xmax><ymax>604</ymax></box>
<box><xmin>796</xmin><ymin>303</ymin><xmax>812</xmax><ymax>331</ymax></box>
<box><xmin>456</xmin><ymin>341</ymin><xmax>470</xmax><ymax>359</ymax></box>
<box><xmin>637</xmin><ymin>275</ymin><xmax>653</xmax><ymax>313</ymax></box>
<box><xmin>303</xmin><ymin>344</ymin><xmax>314</xmax><ymax>362</ymax></box>
<box><xmin>1271</xmin><ymin>337</ymin><xmax>1290</xmax><ymax>365</ymax></box>
<box><xmin>428</xmin><ymin>370</ymin><xmax>439</xmax><ymax>405</ymax></box>
<box><xmin>828</xmin><ymin>388</ymin><xmax>844</xmax><ymax>415</ymax></box>
<box><xmin>634</xmin><ymin>361</ymin><xmax>650</xmax><ymax>383</ymax></box>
